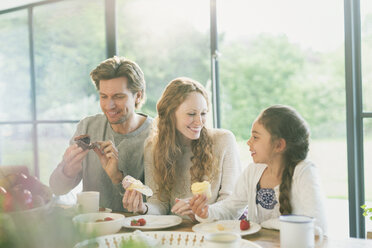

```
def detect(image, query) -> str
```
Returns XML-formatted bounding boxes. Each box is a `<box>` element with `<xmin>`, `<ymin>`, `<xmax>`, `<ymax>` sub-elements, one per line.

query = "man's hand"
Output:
<box><xmin>94</xmin><ymin>140</ymin><xmax>123</xmax><ymax>184</ymax></box>
<box><xmin>62</xmin><ymin>144</ymin><xmax>89</xmax><ymax>178</ymax></box>
<box><xmin>171</xmin><ymin>197</ymin><xmax>196</xmax><ymax>221</ymax></box>
<box><xmin>189</xmin><ymin>194</ymin><xmax>209</xmax><ymax>219</ymax></box>
<box><xmin>122</xmin><ymin>189</ymin><xmax>147</xmax><ymax>213</ymax></box>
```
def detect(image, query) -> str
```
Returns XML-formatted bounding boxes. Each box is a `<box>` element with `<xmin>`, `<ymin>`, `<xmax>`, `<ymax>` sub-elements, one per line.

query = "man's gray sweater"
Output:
<box><xmin>49</xmin><ymin>113</ymin><xmax>153</xmax><ymax>211</ymax></box>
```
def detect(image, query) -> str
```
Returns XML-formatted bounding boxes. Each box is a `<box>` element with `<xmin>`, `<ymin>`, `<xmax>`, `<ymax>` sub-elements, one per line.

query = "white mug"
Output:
<box><xmin>76</xmin><ymin>191</ymin><xmax>99</xmax><ymax>213</ymax></box>
<box><xmin>204</xmin><ymin>232</ymin><xmax>241</xmax><ymax>248</ymax></box>
<box><xmin>280</xmin><ymin>215</ymin><xmax>323</xmax><ymax>248</ymax></box>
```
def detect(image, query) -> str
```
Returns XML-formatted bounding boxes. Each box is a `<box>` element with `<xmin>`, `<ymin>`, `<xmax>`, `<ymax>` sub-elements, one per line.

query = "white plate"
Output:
<box><xmin>123</xmin><ymin>215</ymin><xmax>182</xmax><ymax>230</ymax></box>
<box><xmin>99</xmin><ymin>207</ymin><xmax>112</xmax><ymax>213</ymax></box>
<box><xmin>192</xmin><ymin>220</ymin><xmax>261</xmax><ymax>236</ymax></box>
<box><xmin>74</xmin><ymin>231</ymin><xmax>262</xmax><ymax>248</ymax></box>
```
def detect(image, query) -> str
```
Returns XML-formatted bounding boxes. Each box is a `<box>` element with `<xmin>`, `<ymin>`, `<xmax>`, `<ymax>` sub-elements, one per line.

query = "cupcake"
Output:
<box><xmin>191</xmin><ymin>181</ymin><xmax>212</xmax><ymax>199</ymax></box>
<box><xmin>74</xmin><ymin>134</ymin><xmax>98</xmax><ymax>150</ymax></box>
<box><xmin>122</xmin><ymin>175</ymin><xmax>153</xmax><ymax>196</ymax></box>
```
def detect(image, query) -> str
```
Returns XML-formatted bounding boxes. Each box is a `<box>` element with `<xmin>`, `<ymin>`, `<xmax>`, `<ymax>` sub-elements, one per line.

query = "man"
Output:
<box><xmin>49</xmin><ymin>56</ymin><xmax>153</xmax><ymax>211</ymax></box>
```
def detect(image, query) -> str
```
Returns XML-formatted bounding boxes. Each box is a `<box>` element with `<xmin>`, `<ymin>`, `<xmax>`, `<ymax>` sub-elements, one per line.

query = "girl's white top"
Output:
<box><xmin>196</xmin><ymin>160</ymin><xmax>328</xmax><ymax>235</ymax></box>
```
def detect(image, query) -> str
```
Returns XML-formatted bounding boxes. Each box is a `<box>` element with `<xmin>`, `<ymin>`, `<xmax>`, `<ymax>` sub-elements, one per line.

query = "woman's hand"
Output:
<box><xmin>189</xmin><ymin>194</ymin><xmax>209</xmax><ymax>219</ymax></box>
<box><xmin>171</xmin><ymin>198</ymin><xmax>196</xmax><ymax>221</ymax></box>
<box><xmin>122</xmin><ymin>189</ymin><xmax>147</xmax><ymax>213</ymax></box>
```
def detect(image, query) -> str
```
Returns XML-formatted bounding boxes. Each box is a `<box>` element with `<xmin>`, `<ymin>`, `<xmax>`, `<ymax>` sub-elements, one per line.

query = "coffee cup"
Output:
<box><xmin>204</xmin><ymin>232</ymin><xmax>241</xmax><ymax>248</ymax></box>
<box><xmin>76</xmin><ymin>191</ymin><xmax>99</xmax><ymax>213</ymax></box>
<box><xmin>280</xmin><ymin>215</ymin><xmax>323</xmax><ymax>248</ymax></box>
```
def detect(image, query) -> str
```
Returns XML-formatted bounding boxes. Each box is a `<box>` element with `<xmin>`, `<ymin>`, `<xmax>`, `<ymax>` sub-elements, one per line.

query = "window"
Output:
<box><xmin>116</xmin><ymin>0</ymin><xmax>211</xmax><ymax>120</ymax></box>
<box><xmin>361</xmin><ymin>0</ymin><xmax>372</xmax><ymax>233</ymax></box>
<box><xmin>0</xmin><ymin>10</ymin><xmax>34</xmax><ymax>172</ymax></box>
<box><xmin>217</xmin><ymin>0</ymin><xmax>347</xmax><ymax>237</ymax></box>
<box><xmin>0</xmin><ymin>0</ymin><xmax>106</xmax><ymax>184</ymax></box>
<box><xmin>0</xmin><ymin>0</ymin><xmax>369</xmax><ymax>238</ymax></box>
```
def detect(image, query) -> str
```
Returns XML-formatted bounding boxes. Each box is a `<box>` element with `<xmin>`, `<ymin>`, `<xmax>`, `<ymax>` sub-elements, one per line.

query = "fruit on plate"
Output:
<box><xmin>130</xmin><ymin>218</ymin><xmax>146</xmax><ymax>226</ymax></box>
<box><xmin>240</xmin><ymin>218</ymin><xmax>250</xmax><ymax>231</ymax></box>
<box><xmin>217</xmin><ymin>223</ymin><xmax>225</xmax><ymax>231</ymax></box>
<box><xmin>0</xmin><ymin>186</ymin><xmax>14</xmax><ymax>212</ymax></box>
<box><xmin>95</xmin><ymin>217</ymin><xmax>114</xmax><ymax>222</ymax></box>
<box><xmin>15</xmin><ymin>173</ymin><xmax>52</xmax><ymax>202</ymax></box>
<box><xmin>0</xmin><ymin>172</ymin><xmax>52</xmax><ymax>212</ymax></box>
<box><xmin>138</xmin><ymin>218</ymin><xmax>146</xmax><ymax>226</ymax></box>
<box><xmin>130</xmin><ymin>219</ymin><xmax>141</xmax><ymax>226</ymax></box>
<box><xmin>0</xmin><ymin>174</ymin><xmax>18</xmax><ymax>191</ymax></box>
<box><xmin>11</xmin><ymin>184</ymin><xmax>33</xmax><ymax>210</ymax></box>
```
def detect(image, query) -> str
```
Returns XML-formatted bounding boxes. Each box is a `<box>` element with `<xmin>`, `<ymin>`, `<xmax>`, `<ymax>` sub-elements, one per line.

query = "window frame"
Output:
<box><xmin>0</xmin><ymin>0</ymin><xmax>368</xmax><ymax>238</ymax></box>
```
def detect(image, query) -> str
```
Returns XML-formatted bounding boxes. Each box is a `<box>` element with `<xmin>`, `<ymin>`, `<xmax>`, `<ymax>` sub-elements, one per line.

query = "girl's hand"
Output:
<box><xmin>171</xmin><ymin>198</ymin><xmax>196</xmax><ymax>221</ymax></box>
<box><xmin>122</xmin><ymin>189</ymin><xmax>147</xmax><ymax>214</ymax></box>
<box><xmin>189</xmin><ymin>194</ymin><xmax>209</xmax><ymax>219</ymax></box>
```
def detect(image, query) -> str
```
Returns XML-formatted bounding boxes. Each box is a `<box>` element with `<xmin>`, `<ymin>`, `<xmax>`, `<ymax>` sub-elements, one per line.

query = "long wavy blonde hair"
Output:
<box><xmin>152</xmin><ymin>77</ymin><xmax>217</xmax><ymax>201</ymax></box>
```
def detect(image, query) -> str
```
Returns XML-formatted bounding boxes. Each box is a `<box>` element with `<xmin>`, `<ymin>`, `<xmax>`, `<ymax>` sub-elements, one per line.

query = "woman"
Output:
<box><xmin>122</xmin><ymin>77</ymin><xmax>241</xmax><ymax>219</ymax></box>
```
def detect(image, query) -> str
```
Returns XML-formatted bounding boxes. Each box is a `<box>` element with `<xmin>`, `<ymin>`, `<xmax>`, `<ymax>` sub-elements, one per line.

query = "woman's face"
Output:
<box><xmin>247</xmin><ymin>119</ymin><xmax>275</xmax><ymax>164</ymax></box>
<box><xmin>175</xmin><ymin>92</ymin><xmax>208</xmax><ymax>142</ymax></box>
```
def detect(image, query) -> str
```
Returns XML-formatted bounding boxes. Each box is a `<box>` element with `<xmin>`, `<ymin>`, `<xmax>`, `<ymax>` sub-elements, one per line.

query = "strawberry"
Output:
<box><xmin>104</xmin><ymin>217</ymin><xmax>114</xmax><ymax>221</ymax></box>
<box><xmin>130</xmin><ymin>219</ymin><xmax>141</xmax><ymax>226</ymax></box>
<box><xmin>240</xmin><ymin>218</ymin><xmax>250</xmax><ymax>231</ymax></box>
<box><xmin>138</xmin><ymin>218</ymin><xmax>146</xmax><ymax>226</ymax></box>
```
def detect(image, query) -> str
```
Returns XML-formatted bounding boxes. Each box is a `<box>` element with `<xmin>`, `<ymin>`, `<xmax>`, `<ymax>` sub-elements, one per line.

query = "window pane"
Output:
<box><xmin>0</xmin><ymin>10</ymin><xmax>32</xmax><ymax>121</ymax></box>
<box><xmin>117</xmin><ymin>0</ymin><xmax>211</xmax><ymax>118</ymax></box>
<box><xmin>38</xmin><ymin>123</ymin><xmax>76</xmax><ymax>184</ymax></box>
<box><xmin>364</xmin><ymin>118</ymin><xmax>372</xmax><ymax>233</ymax></box>
<box><xmin>361</xmin><ymin>1</ymin><xmax>372</xmax><ymax>111</ymax></box>
<box><xmin>33</xmin><ymin>0</ymin><xmax>105</xmax><ymax>120</ymax></box>
<box><xmin>364</xmin><ymin>118</ymin><xmax>372</xmax><ymax>200</ymax></box>
<box><xmin>218</xmin><ymin>0</ymin><xmax>346</xmax><ymax>237</ymax></box>
<box><xmin>0</xmin><ymin>124</ymin><xmax>34</xmax><ymax>173</ymax></box>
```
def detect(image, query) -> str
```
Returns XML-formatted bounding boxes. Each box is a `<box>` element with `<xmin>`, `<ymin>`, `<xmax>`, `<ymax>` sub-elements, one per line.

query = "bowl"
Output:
<box><xmin>72</xmin><ymin>212</ymin><xmax>125</xmax><ymax>236</ymax></box>
<box><xmin>204</xmin><ymin>232</ymin><xmax>241</xmax><ymax>248</ymax></box>
<box><xmin>3</xmin><ymin>198</ymin><xmax>53</xmax><ymax>227</ymax></box>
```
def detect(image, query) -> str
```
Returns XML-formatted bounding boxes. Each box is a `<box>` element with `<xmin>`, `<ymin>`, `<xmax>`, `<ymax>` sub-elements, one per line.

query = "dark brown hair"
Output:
<box><xmin>258</xmin><ymin>105</ymin><xmax>309</xmax><ymax>214</ymax></box>
<box><xmin>90</xmin><ymin>56</ymin><xmax>146</xmax><ymax>109</ymax></box>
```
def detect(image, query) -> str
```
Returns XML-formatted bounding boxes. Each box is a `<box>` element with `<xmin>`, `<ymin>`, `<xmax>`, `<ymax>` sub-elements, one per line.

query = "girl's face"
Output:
<box><xmin>175</xmin><ymin>92</ymin><xmax>208</xmax><ymax>142</ymax></box>
<box><xmin>247</xmin><ymin>119</ymin><xmax>276</xmax><ymax>164</ymax></box>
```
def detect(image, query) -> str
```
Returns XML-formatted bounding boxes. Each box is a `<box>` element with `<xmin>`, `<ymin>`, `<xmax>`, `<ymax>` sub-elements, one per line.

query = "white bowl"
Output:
<box><xmin>72</xmin><ymin>212</ymin><xmax>125</xmax><ymax>236</ymax></box>
<box><xmin>205</xmin><ymin>232</ymin><xmax>241</xmax><ymax>248</ymax></box>
<box><xmin>4</xmin><ymin>198</ymin><xmax>53</xmax><ymax>227</ymax></box>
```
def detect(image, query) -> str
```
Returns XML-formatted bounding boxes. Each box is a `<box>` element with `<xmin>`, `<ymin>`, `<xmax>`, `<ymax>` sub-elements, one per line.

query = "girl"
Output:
<box><xmin>122</xmin><ymin>77</ymin><xmax>241</xmax><ymax>219</ymax></box>
<box><xmin>190</xmin><ymin>105</ymin><xmax>327</xmax><ymax>232</ymax></box>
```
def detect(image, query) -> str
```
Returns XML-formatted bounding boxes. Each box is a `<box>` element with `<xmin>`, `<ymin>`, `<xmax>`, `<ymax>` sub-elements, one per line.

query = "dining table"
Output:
<box><xmin>33</xmin><ymin>198</ymin><xmax>372</xmax><ymax>248</ymax></box>
<box><xmin>118</xmin><ymin>213</ymin><xmax>372</xmax><ymax>248</ymax></box>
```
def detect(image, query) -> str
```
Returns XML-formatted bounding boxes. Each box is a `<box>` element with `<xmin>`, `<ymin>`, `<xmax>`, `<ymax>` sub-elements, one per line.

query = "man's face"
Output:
<box><xmin>99</xmin><ymin>77</ymin><xmax>139</xmax><ymax>125</ymax></box>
